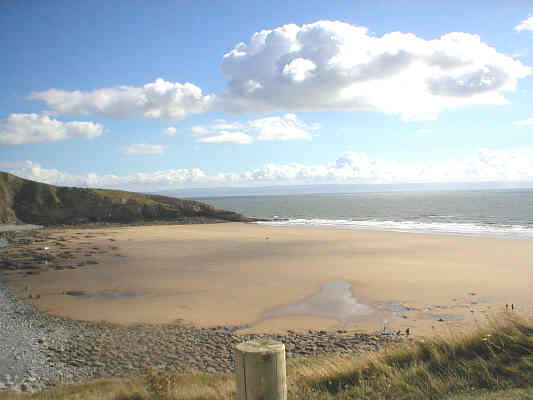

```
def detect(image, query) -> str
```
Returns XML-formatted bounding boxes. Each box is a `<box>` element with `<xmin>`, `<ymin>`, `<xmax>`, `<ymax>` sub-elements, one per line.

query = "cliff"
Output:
<box><xmin>0</xmin><ymin>172</ymin><xmax>249</xmax><ymax>225</ymax></box>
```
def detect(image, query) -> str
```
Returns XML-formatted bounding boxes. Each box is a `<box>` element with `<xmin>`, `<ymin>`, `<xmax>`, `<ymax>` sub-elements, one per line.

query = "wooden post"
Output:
<box><xmin>234</xmin><ymin>339</ymin><xmax>287</xmax><ymax>400</ymax></box>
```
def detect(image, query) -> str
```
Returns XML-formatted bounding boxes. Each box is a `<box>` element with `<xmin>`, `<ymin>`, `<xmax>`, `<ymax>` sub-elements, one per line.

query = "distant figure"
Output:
<box><xmin>506</xmin><ymin>304</ymin><xmax>509</xmax><ymax>312</ymax></box>
<box><xmin>512</xmin><ymin>304</ymin><xmax>515</xmax><ymax>311</ymax></box>
<box><xmin>405</xmin><ymin>328</ymin><xmax>410</xmax><ymax>337</ymax></box>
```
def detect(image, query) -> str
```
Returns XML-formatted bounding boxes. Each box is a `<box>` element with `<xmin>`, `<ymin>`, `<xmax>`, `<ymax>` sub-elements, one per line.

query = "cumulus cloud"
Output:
<box><xmin>324</xmin><ymin>149</ymin><xmax>533</xmax><ymax>183</ymax></box>
<box><xmin>4</xmin><ymin>160</ymin><xmax>206</xmax><ymax>189</ymax></box>
<box><xmin>195</xmin><ymin>148</ymin><xmax>533</xmax><ymax>185</ymax></box>
<box><xmin>193</xmin><ymin>114</ymin><xmax>318</xmax><ymax>143</ymax></box>
<box><xmin>515</xmin><ymin>17</ymin><xmax>533</xmax><ymax>32</ymax></box>
<box><xmin>192</xmin><ymin>120</ymin><xmax>241</xmax><ymax>136</ymax></box>
<box><xmin>0</xmin><ymin>113</ymin><xmax>103</xmax><ymax>145</ymax></box>
<box><xmin>29</xmin><ymin>78</ymin><xmax>214</xmax><ymax>120</ymax></box>
<box><xmin>250</xmin><ymin>113</ymin><xmax>314</xmax><ymax>140</ymax></box>
<box><xmin>513</xmin><ymin>118</ymin><xmax>533</xmax><ymax>126</ymax></box>
<box><xmin>25</xmin><ymin>21</ymin><xmax>530</xmax><ymax>123</ymax></box>
<box><xmin>164</xmin><ymin>126</ymin><xmax>177</xmax><ymax>136</ymax></box>
<box><xmin>121</xmin><ymin>143</ymin><xmax>166</xmax><ymax>155</ymax></box>
<box><xmin>219</xmin><ymin>21</ymin><xmax>531</xmax><ymax>120</ymax></box>
<box><xmin>6</xmin><ymin>148</ymin><xmax>533</xmax><ymax>191</ymax></box>
<box><xmin>191</xmin><ymin>125</ymin><xmax>209</xmax><ymax>135</ymax></box>
<box><xmin>197</xmin><ymin>131</ymin><xmax>253</xmax><ymax>144</ymax></box>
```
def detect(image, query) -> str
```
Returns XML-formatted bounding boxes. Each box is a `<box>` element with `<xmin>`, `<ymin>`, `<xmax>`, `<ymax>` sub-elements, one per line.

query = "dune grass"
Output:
<box><xmin>1</xmin><ymin>313</ymin><xmax>532</xmax><ymax>400</ymax></box>
<box><xmin>0</xmin><ymin>379</ymin><xmax>149</xmax><ymax>400</ymax></box>
<box><xmin>288</xmin><ymin>313</ymin><xmax>533</xmax><ymax>399</ymax></box>
<box><xmin>445</xmin><ymin>387</ymin><xmax>533</xmax><ymax>400</ymax></box>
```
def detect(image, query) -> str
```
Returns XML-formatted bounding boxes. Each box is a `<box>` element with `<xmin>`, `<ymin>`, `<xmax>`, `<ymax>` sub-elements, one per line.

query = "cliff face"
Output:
<box><xmin>0</xmin><ymin>172</ymin><xmax>249</xmax><ymax>225</ymax></box>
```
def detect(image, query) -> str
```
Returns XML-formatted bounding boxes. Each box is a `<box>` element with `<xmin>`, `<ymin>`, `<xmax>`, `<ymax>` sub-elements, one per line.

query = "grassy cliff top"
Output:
<box><xmin>0</xmin><ymin>172</ymin><xmax>249</xmax><ymax>225</ymax></box>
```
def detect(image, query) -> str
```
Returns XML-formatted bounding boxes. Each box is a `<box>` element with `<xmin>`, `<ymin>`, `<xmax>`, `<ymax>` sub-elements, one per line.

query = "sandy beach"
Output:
<box><xmin>4</xmin><ymin>222</ymin><xmax>532</xmax><ymax>336</ymax></box>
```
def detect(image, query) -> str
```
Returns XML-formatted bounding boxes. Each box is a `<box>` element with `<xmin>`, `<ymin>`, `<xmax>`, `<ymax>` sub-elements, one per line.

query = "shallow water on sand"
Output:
<box><xmin>0</xmin><ymin>224</ymin><xmax>41</xmax><ymax>233</ymax></box>
<box><xmin>263</xmin><ymin>281</ymin><xmax>374</xmax><ymax>327</ymax></box>
<box><xmin>64</xmin><ymin>291</ymin><xmax>148</xmax><ymax>300</ymax></box>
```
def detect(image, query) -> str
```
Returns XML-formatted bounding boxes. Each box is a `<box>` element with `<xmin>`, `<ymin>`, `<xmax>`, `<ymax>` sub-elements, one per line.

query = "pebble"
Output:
<box><xmin>0</xmin><ymin>274</ymin><xmax>96</xmax><ymax>393</ymax></box>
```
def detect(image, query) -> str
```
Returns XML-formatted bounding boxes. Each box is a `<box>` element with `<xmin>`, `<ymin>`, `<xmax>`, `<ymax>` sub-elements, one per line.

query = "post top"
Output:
<box><xmin>235</xmin><ymin>339</ymin><xmax>285</xmax><ymax>354</ymax></box>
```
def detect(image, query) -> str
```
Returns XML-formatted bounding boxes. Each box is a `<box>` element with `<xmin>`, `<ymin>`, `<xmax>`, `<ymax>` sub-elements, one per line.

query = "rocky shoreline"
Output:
<box><xmin>0</xmin><ymin>225</ymin><xmax>407</xmax><ymax>393</ymax></box>
<box><xmin>0</xmin><ymin>276</ymin><xmax>93</xmax><ymax>392</ymax></box>
<box><xmin>0</xmin><ymin>282</ymin><xmax>406</xmax><ymax>393</ymax></box>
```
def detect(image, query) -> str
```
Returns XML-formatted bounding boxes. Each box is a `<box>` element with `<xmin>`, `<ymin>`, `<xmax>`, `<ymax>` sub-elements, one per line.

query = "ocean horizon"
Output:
<box><xmin>197</xmin><ymin>188</ymin><xmax>533</xmax><ymax>239</ymax></box>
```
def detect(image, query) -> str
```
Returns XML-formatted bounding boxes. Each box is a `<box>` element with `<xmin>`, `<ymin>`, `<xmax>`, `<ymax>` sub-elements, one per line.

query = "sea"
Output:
<box><xmin>197</xmin><ymin>189</ymin><xmax>533</xmax><ymax>239</ymax></box>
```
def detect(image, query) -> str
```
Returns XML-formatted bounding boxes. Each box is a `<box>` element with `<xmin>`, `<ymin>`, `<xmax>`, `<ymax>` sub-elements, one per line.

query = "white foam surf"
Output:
<box><xmin>257</xmin><ymin>218</ymin><xmax>533</xmax><ymax>239</ymax></box>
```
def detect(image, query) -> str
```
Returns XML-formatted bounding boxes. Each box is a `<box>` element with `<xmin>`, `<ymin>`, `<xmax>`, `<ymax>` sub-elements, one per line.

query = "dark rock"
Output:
<box><xmin>63</xmin><ymin>290</ymin><xmax>87</xmax><ymax>296</ymax></box>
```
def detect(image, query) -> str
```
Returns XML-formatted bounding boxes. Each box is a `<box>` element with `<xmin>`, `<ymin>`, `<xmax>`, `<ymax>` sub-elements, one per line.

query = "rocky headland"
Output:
<box><xmin>0</xmin><ymin>172</ymin><xmax>249</xmax><ymax>226</ymax></box>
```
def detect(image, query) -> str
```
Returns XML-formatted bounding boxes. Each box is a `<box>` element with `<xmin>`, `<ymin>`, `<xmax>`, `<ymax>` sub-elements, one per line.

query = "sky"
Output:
<box><xmin>1</xmin><ymin>0</ymin><xmax>533</xmax><ymax>193</ymax></box>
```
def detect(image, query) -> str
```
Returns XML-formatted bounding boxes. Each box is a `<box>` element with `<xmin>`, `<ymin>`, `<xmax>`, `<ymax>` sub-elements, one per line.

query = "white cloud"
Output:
<box><xmin>197</xmin><ymin>131</ymin><xmax>253</xmax><ymax>144</ymax></box>
<box><xmin>192</xmin><ymin>120</ymin><xmax>243</xmax><ymax>136</ymax></box>
<box><xmin>122</xmin><ymin>143</ymin><xmax>166</xmax><ymax>155</ymax></box>
<box><xmin>26</xmin><ymin>21</ymin><xmax>529</xmax><ymax>124</ymax></box>
<box><xmin>29</xmin><ymin>78</ymin><xmax>214</xmax><ymax>120</ymax></box>
<box><xmin>164</xmin><ymin>126</ymin><xmax>177</xmax><ymax>136</ymax></box>
<box><xmin>0</xmin><ymin>113</ymin><xmax>103</xmax><ymax>145</ymax></box>
<box><xmin>191</xmin><ymin>125</ymin><xmax>209</xmax><ymax>135</ymax></box>
<box><xmin>249</xmin><ymin>113</ymin><xmax>314</xmax><ymax>141</ymax></box>
<box><xmin>210</xmin><ymin>119</ymin><xmax>243</xmax><ymax>131</ymax></box>
<box><xmin>282</xmin><ymin>58</ymin><xmax>317</xmax><ymax>82</ymax></box>
<box><xmin>323</xmin><ymin>149</ymin><xmax>533</xmax><ymax>183</ymax></box>
<box><xmin>193</xmin><ymin>114</ymin><xmax>318</xmax><ymax>143</ymax></box>
<box><xmin>220</xmin><ymin>21</ymin><xmax>531</xmax><ymax>121</ymax></box>
<box><xmin>513</xmin><ymin>118</ymin><xmax>533</xmax><ymax>126</ymax></box>
<box><xmin>3</xmin><ymin>160</ymin><xmax>205</xmax><ymax>189</ymax></box>
<box><xmin>515</xmin><ymin>17</ymin><xmax>533</xmax><ymax>32</ymax></box>
<box><xmin>7</xmin><ymin>148</ymin><xmax>533</xmax><ymax>191</ymax></box>
<box><xmin>214</xmin><ymin>148</ymin><xmax>533</xmax><ymax>184</ymax></box>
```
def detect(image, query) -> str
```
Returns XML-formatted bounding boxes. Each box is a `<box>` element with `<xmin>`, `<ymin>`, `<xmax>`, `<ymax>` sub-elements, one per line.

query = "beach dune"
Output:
<box><xmin>6</xmin><ymin>223</ymin><xmax>532</xmax><ymax>335</ymax></box>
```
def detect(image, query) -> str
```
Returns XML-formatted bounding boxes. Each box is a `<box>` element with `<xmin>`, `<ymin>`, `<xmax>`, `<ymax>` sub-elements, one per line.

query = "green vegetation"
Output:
<box><xmin>1</xmin><ymin>314</ymin><xmax>532</xmax><ymax>399</ymax></box>
<box><xmin>0</xmin><ymin>172</ymin><xmax>248</xmax><ymax>225</ymax></box>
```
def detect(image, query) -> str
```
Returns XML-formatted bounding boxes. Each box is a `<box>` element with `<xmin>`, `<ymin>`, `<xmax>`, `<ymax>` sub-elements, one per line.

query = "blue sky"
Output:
<box><xmin>1</xmin><ymin>1</ymin><xmax>533</xmax><ymax>192</ymax></box>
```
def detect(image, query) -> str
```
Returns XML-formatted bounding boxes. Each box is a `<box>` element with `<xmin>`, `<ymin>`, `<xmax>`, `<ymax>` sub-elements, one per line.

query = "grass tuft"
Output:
<box><xmin>289</xmin><ymin>313</ymin><xmax>533</xmax><ymax>399</ymax></box>
<box><xmin>144</xmin><ymin>368</ymin><xmax>234</xmax><ymax>400</ymax></box>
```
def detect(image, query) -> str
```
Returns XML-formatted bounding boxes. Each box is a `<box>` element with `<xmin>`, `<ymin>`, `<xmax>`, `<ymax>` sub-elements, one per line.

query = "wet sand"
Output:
<box><xmin>4</xmin><ymin>223</ymin><xmax>532</xmax><ymax>336</ymax></box>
